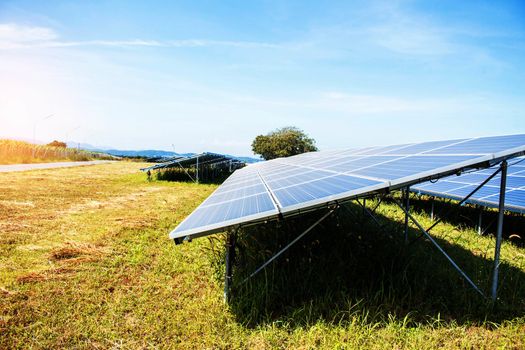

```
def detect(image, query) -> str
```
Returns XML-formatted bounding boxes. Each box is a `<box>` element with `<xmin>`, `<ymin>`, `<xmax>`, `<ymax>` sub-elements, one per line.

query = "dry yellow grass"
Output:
<box><xmin>0</xmin><ymin>139</ymin><xmax>107</xmax><ymax>164</ymax></box>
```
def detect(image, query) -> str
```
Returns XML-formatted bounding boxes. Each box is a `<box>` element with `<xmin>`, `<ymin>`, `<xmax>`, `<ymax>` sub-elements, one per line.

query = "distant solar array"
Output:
<box><xmin>140</xmin><ymin>152</ymin><xmax>245</xmax><ymax>172</ymax></box>
<box><xmin>170</xmin><ymin>134</ymin><xmax>525</xmax><ymax>240</ymax></box>
<box><xmin>412</xmin><ymin>157</ymin><xmax>525</xmax><ymax>213</ymax></box>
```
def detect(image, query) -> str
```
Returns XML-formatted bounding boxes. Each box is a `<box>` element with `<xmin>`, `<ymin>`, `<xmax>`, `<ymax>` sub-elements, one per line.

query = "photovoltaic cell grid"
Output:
<box><xmin>170</xmin><ymin>134</ymin><xmax>525</xmax><ymax>239</ymax></box>
<box><xmin>411</xmin><ymin>157</ymin><xmax>525</xmax><ymax>213</ymax></box>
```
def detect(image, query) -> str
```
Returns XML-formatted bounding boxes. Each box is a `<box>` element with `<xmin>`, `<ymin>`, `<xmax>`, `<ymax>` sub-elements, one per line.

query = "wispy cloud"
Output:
<box><xmin>319</xmin><ymin>91</ymin><xmax>454</xmax><ymax>114</ymax></box>
<box><xmin>0</xmin><ymin>23</ymin><xmax>283</xmax><ymax>50</ymax></box>
<box><xmin>368</xmin><ymin>23</ymin><xmax>454</xmax><ymax>56</ymax></box>
<box><xmin>224</xmin><ymin>90</ymin><xmax>485</xmax><ymax>116</ymax></box>
<box><xmin>0</xmin><ymin>23</ymin><xmax>58</xmax><ymax>48</ymax></box>
<box><xmin>363</xmin><ymin>3</ymin><xmax>456</xmax><ymax>56</ymax></box>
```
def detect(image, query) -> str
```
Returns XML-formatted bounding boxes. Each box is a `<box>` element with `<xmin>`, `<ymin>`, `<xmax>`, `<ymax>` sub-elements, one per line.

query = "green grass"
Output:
<box><xmin>1</xmin><ymin>163</ymin><xmax>524</xmax><ymax>349</ymax></box>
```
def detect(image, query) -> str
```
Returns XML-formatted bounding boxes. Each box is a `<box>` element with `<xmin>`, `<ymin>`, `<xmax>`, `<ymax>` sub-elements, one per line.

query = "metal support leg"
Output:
<box><xmin>430</xmin><ymin>197</ymin><xmax>434</xmax><ymax>222</ymax></box>
<box><xmin>355</xmin><ymin>199</ymin><xmax>384</xmax><ymax>230</ymax></box>
<box><xmin>242</xmin><ymin>209</ymin><xmax>334</xmax><ymax>283</ymax></box>
<box><xmin>477</xmin><ymin>208</ymin><xmax>483</xmax><ymax>236</ymax></box>
<box><xmin>196</xmin><ymin>156</ymin><xmax>199</xmax><ymax>183</ymax></box>
<box><xmin>394</xmin><ymin>198</ymin><xmax>485</xmax><ymax>297</ymax></box>
<box><xmin>177</xmin><ymin>162</ymin><xmax>196</xmax><ymax>182</ymax></box>
<box><xmin>404</xmin><ymin>188</ymin><xmax>410</xmax><ymax>243</ymax></box>
<box><xmin>491</xmin><ymin>160</ymin><xmax>507</xmax><ymax>302</ymax></box>
<box><xmin>224</xmin><ymin>231</ymin><xmax>237</xmax><ymax>302</ymax></box>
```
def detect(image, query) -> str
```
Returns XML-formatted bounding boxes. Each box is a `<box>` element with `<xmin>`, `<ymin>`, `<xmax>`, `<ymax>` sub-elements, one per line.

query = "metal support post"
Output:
<box><xmin>404</xmin><ymin>188</ymin><xmax>410</xmax><ymax>243</ymax></box>
<box><xmin>394</xmin><ymin>198</ymin><xmax>485</xmax><ymax>297</ymax></box>
<box><xmin>491</xmin><ymin>160</ymin><xmax>507</xmax><ymax>302</ymax></box>
<box><xmin>430</xmin><ymin>197</ymin><xmax>434</xmax><ymax>222</ymax></box>
<box><xmin>362</xmin><ymin>198</ymin><xmax>366</xmax><ymax>216</ymax></box>
<box><xmin>242</xmin><ymin>209</ymin><xmax>334</xmax><ymax>283</ymax></box>
<box><xmin>196</xmin><ymin>156</ymin><xmax>199</xmax><ymax>183</ymax></box>
<box><xmin>224</xmin><ymin>231</ymin><xmax>237</xmax><ymax>302</ymax></box>
<box><xmin>477</xmin><ymin>208</ymin><xmax>483</xmax><ymax>236</ymax></box>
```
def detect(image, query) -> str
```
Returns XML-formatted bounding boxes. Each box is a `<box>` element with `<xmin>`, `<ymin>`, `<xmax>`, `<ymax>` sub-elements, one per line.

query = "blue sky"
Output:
<box><xmin>0</xmin><ymin>1</ymin><xmax>524</xmax><ymax>156</ymax></box>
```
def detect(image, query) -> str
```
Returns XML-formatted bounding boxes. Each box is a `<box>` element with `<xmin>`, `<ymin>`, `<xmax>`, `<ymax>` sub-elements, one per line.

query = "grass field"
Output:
<box><xmin>1</xmin><ymin>162</ymin><xmax>524</xmax><ymax>349</ymax></box>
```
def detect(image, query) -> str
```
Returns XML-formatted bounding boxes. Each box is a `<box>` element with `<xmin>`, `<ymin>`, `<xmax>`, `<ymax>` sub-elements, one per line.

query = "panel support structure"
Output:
<box><xmin>196</xmin><ymin>156</ymin><xmax>199</xmax><ymax>183</ymax></box>
<box><xmin>491</xmin><ymin>160</ymin><xmax>507</xmax><ymax>302</ymax></box>
<box><xmin>394</xmin><ymin>198</ymin><xmax>485</xmax><ymax>298</ymax></box>
<box><xmin>430</xmin><ymin>197</ymin><xmax>435</xmax><ymax>222</ymax></box>
<box><xmin>177</xmin><ymin>162</ymin><xmax>196</xmax><ymax>183</ymax></box>
<box><xmin>224</xmin><ymin>230</ymin><xmax>237</xmax><ymax>303</ymax></box>
<box><xmin>404</xmin><ymin>188</ymin><xmax>410</xmax><ymax>243</ymax></box>
<box><xmin>242</xmin><ymin>209</ymin><xmax>335</xmax><ymax>284</ymax></box>
<box><xmin>410</xmin><ymin>165</ymin><xmax>504</xmax><ymax>245</ymax></box>
<box><xmin>477</xmin><ymin>208</ymin><xmax>483</xmax><ymax>236</ymax></box>
<box><xmin>355</xmin><ymin>198</ymin><xmax>385</xmax><ymax>231</ymax></box>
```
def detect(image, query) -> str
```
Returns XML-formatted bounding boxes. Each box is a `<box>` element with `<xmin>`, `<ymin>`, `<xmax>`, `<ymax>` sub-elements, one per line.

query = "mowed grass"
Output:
<box><xmin>0</xmin><ymin>162</ymin><xmax>524</xmax><ymax>349</ymax></box>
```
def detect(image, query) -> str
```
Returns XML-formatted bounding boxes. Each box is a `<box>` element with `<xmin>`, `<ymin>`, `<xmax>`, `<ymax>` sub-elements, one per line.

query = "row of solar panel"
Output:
<box><xmin>171</xmin><ymin>134</ymin><xmax>525</xmax><ymax>239</ymax></box>
<box><xmin>141</xmin><ymin>152</ymin><xmax>244</xmax><ymax>172</ymax></box>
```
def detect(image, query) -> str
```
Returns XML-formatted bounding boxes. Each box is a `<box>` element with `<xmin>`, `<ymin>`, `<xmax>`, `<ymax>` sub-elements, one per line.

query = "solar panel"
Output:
<box><xmin>170</xmin><ymin>134</ymin><xmax>525</xmax><ymax>240</ymax></box>
<box><xmin>411</xmin><ymin>157</ymin><xmax>525</xmax><ymax>213</ymax></box>
<box><xmin>140</xmin><ymin>156</ymin><xmax>188</xmax><ymax>171</ymax></box>
<box><xmin>141</xmin><ymin>152</ymin><xmax>244</xmax><ymax>172</ymax></box>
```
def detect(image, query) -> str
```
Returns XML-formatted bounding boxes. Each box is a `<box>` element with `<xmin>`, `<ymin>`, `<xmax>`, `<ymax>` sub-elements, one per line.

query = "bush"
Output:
<box><xmin>46</xmin><ymin>140</ymin><xmax>67</xmax><ymax>148</ymax></box>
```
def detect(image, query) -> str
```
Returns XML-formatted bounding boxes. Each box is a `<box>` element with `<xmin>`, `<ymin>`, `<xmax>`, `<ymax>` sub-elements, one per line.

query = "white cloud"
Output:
<box><xmin>0</xmin><ymin>23</ymin><xmax>57</xmax><ymax>42</ymax></box>
<box><xmin>0</xmin><ymin>23</ymin><xmax>58</xmax><ymax>49</ymax></box>
<box><xmin>319</xmin><ymin>91</ymin><xmax>469</xmax><ymax>114</ymax></box>
<box><xmin>0</xmin><ymin>23</ymin><xmax>282</xmax><ymax>50</ymax></box>
<box><xmin>369</xmin><ymin>24</ymin><xmax>454</xmax><ymax>56</ymax></box>
<box><xmin>360</xmin><ymin>2</ymin><xmax>457</xmax><ymax>56</ymax></box>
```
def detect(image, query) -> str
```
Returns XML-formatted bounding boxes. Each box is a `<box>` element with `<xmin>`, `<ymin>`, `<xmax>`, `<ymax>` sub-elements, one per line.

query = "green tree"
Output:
<box><xmin>251</xmin><ymin>126</ymin><xmax>318</xmax><ymax>160</ymax></box>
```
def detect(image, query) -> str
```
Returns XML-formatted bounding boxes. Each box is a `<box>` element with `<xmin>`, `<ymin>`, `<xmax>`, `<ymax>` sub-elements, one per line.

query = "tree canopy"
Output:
<box><xmin>251</xmin><ymin>126</ymin><xmax>318</xmax><ymax>160</ymax></box>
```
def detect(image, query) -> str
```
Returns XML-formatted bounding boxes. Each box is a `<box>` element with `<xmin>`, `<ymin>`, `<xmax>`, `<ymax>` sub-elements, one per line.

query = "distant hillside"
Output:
<box><xmin>224</xmin><ymin>154</ymin><xmax>261</xmax><ymax>164</ymax></box>
<box><xmin>74</xmin><ymin>143</ymin><xmax>261</xmax><ymax>163</ymax></box>
<box><xmin>99</xmin><ymin>149</ymin><xmax>194</xmax><ymax>158</ymax></box>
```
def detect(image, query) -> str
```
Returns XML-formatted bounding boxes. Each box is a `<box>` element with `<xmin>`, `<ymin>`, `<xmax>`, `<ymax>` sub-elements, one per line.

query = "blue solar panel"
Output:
<box><xmin>272</xmin><ymin>174</ymin><xmax>381</xmax><ymax>208</ymax></box>
<box><xmin>383</xmin><ymin>139</ymin><xmax>468</xmax><ymax>155</ymax></box>
<box><xmin>411</xmin><ymin>157</ymin><xmax>525</xmax><ymax>213</ymax></box>
<box><xmin>348</xmin><ymin>155</ymin><xmax>478</xmax><ymax>180</ymax></box>
<box><xmin>324</xmin><ymin>156</ymin><xmax>398</xmax><ymax>173</ymax></box>
<box><xmin>170</xmin><ymin>135</ymin><xmax>525</xmax><ymax>240</ymax></box>
<box><xmin>426</xmin><ymin>135</ymin><xmax>525</xmax><ymax>155</ymax></box>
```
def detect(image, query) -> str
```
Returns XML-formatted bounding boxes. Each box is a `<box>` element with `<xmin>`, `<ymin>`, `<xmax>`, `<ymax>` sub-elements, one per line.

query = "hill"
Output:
<box><xmin>75</xmin><ymin>143</ymin><xmax>261</xmax><ymax>163</ymax></box>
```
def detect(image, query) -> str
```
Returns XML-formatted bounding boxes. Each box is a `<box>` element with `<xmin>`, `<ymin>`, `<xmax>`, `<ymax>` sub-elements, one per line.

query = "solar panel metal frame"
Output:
<box><xmin>140</xmin><ymin>156</ymin><xmax>188</xmax><ymax>171</ymax></box>
<box><xmin>170</xmin><ymin>135</ymin><xmax>525</xmax><ymax>240</ymax></box>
